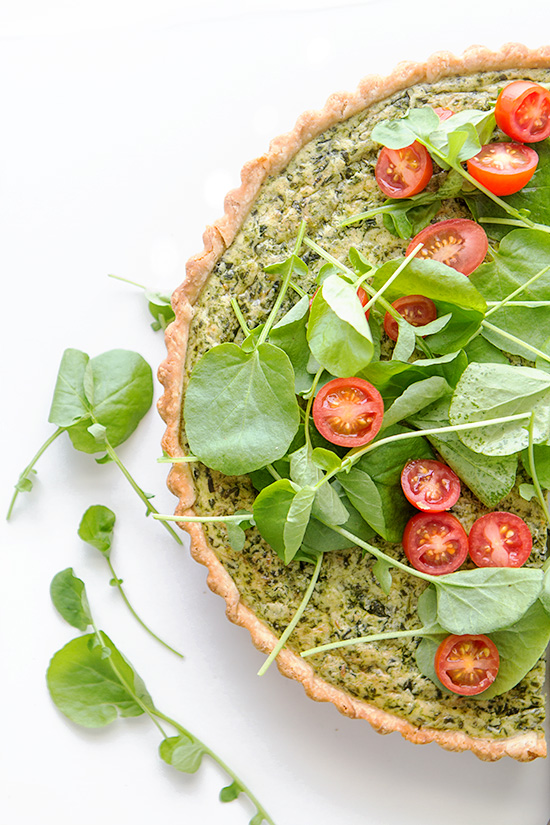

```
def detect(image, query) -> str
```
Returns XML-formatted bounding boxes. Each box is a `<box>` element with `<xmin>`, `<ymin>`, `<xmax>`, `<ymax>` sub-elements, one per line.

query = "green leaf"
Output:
<box><xmin>290</xmin><ymin>445</ymin><xmax>349</xmax><ymax>525</ymax></box>
<box><xmin>225</xmin><ymin>522</ymin><xmax>247</xmax><ymax>552</ymax></box>
<box><xmin>47</xmin><ymin>633</ymin><xmax>153</xmax><ymax>726</ymax></box>
<box><xmin>185</xmin><ymin>342</ymin><xmax>300</xmax><ymax>475</ymax></box>
<box><xmin>372</xmin><ymin>558</ymin><xmax>393</xmax><ymax>595</ymax></box>
<box><xmin>253</xmin><ymin>479</ymin><xmax>297</xmax><ymax>562</ymax></box>
<box><xmin>249</xmin><ymin>814</ymin><xmax>264</xmax><ymax>825</ymax></box>
<box><xmin>64</xmin><ymin>350</ymin><xmax>154</xmax><ymax>453</ymax></box>
<box><xmin>435</xmin><ymin>567</ymin><xmax>544</xmax><ymax>634</ymax></box>
<box><xmin>220</xmin><ymin>781</ymin><xmax>243</xmax><ymax>803</ymax></box>
<box><xmin>48</xmin><ymin>348</ymin><xmax>91</xmax><ymax>427</ymax></box>
<box><xmin>392</xmin><ymin>319</ymin><xmax>416</xmax><ymax>362</ymax></box>
<box><xmin>78</xmin><ymin>505</ymin><xmax>116</xmax><ymax>556</ymax></box>
<box><xmin>311</xmin><ymin>447</ymin><xmax>342</xmax><ymax>474</ymax></box>
<box><xmin>540</xmin><ymin>567</ymin><xmax>550</xmax><ymax>615</ymax></box>
<box><xmin>463</xmin><ymin>335</ymin><xmax>510</xmax><ymax>364</ymax></box>
<box><xmin>361</xmin><ymin>350</ymin><xmax>468</xmax><ymax>407</ymax></box>
<box><xmin>308</xmin><ymin>283</ymin><xmax>374</xmax><ymax>376</ymax></box>
<box><xmin>521</xmin><ymin>442</ymin><xmax>550</xmax><ymax>488</ymax></box>
<box><xmin>159</xmin><ymin>735</ymin><xmax>205</xmax><ymax>773</ymax></box>
<box><xmin>371</xmin><ymin>107</ymin><xmax>440</xmax><ymax>149</ymax></box>
<box><xmin>269</xmin><ymin>294</ymin><xmax>313</xmax><ymax>395</ymax></box>
<box><xmin>50</xmin><ymin>568</ymin><xmax>93</xmax><ymax>631</ymax></box>
<box><xmin>409</xmin><ymin>397</ymin><xmax>518</xmax><ymax>507</ymax></box>
<box><xmin>449</xmin><ymin>362</ymin><xmax>550</xmax><ymax>455</ymax></box>
<box><xmin>16</xmin><ymin>470</ymin><xmax>37</xmax><ymax>493</ymax></box>
<box><xmin>283</xmin><ymin>487</ymin><xmax>316</xmax><ymax>563</ymax></box>
<box><xmin>381</xmin><ymin>376</ymin><xmax>451</xmax><ymax>431</ymax></box>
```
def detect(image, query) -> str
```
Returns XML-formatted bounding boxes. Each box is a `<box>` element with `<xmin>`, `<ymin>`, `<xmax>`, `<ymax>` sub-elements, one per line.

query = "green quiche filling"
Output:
<box><xmin>181</xmin><ymin>68</ymin><xmax>550</xmax><ymax>743</ymax></box>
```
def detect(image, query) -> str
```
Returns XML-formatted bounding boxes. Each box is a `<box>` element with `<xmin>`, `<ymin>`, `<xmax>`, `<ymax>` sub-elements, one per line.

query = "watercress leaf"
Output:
<box><xmin>159</xmin><ymin>735</ymin><xmax>205</xmax><ymax>773</ymax></box>
<box><xmin>449</xmin><ymin>362</ymin><xmax>550</xmax><ymax>455</ymax></box>
<box><xmin>307</xmin><ymin>285</ymin><xmax>374</xmax><ymax>376</ymax></box>
<box><xmin>269</xmin><ymin>295</ymin><xmax>312</xmax><ymax>394</ymax></box>
<box><xmin>48</xmin><ymin>348</ymin><xmax>91</xmax><ymax>427</ymax></box>
<box><xmin>225</xmin><ymin>521</ymin><xmax>247</xmax><ymax>553</ymax></box>
<box><xmin>302</xmin><ymin>488</ymin><xmax>375</xmax><ymax>553</ymax></box>
<box><xmin>220</xmin><ymin>781</ymin><xmax>242</xmax><ymax>803</ymax></box>
<box><xmin>50</xmin><ymin>568</ymin><xmax>93</xmax><ymax>631</ymax></box>
<box><xmin>290</xmin><ymin>445</ymin><xmax>348</xmax><ymax>525</ymax></box>
<box><xmin>381</xmin><ymin>376</ymin><xmax>451</xmax><ymax>431</ymax></box>
<box><xmin>417</xmin><ymin>585</ymin><xmax>438</xmax><ymax>627</ymax></box>
<box><xmin>392</xmin><ymin>319</ymin><xmax>416</xmax><ymax>362</ymax></box>
<box><xmin>521</xmin><ymin>443</ymin><xmax>550</xmax><ymax>488</ymax></box>
<box><xmin>463</xmin><ymin>335</ymin><xmax>510</xmax><ymax>365</ymax></box>
<box><xmin>66</xmin><ymin>350</ymin><xmax>154</xmax><ymax>454</ymax></box>
<box><xmin>479</xmin><ymin>601</ymin><xmax>550</xmax><ymax>699</ymax></box>
<box><xmin>253</xmin><ymin>479</ymin><xmax>296</xmax><ymax>562</ymax></box>
<box><xmin>16</xmin><ymin>470</ymin><xmax>36</xmax><ymax>493</ymax></box>
<box><xmin>382</xmin><ymin>199</ymin><xmax>441</xmax><ymax>240</ymax></box>
<box><xmin>311</xmin><ymin>447</ymin><xmax>342</xmax><ymax>474</ymax></box>
<box><xmin>361</xmin><ymin>351</ymin><xmax>467</xmax><ymax>407</ymax></box>
<box><xmin>87</xmin><ymin>422</ymin><xmax>107</xmax><ymax>446</ymax></box>
<box><xmin>435</xmin><ymin>567</ymin><xmax>544</xmax><ymax>635</ymax></box>
<box><xmin>145</xmin><ymin>290</ymin><xmax>175</xmax><ymax>330</ymax></box>
<box><xmin>415</xmin><ymin>637</ymin><xmax>452</xmax><ymax>695</ymax></box>
<box><xmin>47</xmin><ymin>632</ymin><xmax>154</xmax><ymax>726</ymax></box>
<box><xmin>409</xmin><ymin>397</ymin><xmax>518</xmax><ymax>507</ymax></box>
<box><xmin>283</xmin><ymin>486</ymin><xmax>316</xmax><ymax>563</ymax></box>
<box><xmin>338</xmin><ymin>469</ymin><xmax>387</xmax><ymax>539</ymax></box>
<box><xmin>264</xmin><ymin>253</ymin><xmax>308</xmax><ymax>280</ymax></box>
<box><xmin>184</xmin><ymin>342</ymin><xmax>300</xmax><ymax>475</ymax></box>
<box><xmin>348</xmin><ymin>247</ymin><xmax>374</xmax><ymax>277</ymax></box>
<box><xmin>321</xmin><ymin>275</ymin><xmax>373</xmax><ymax>340</ymax></box>
<box><xmin>539</xmin><ymin>567</ymin><xmax>550</xmax><ymax>615</ymax></box>
<box><xmin>371</xmin><ymin>118</ymin><xmax>417</xmax><ymax>150</ymax></box>
<box><xmin>77</xmin><ymin>504</ymin><xmax>116</xmax><ymax>556</ymax></box>
<box><xmin>519</xmin><ymin>483</ymin><xmax>537</xmax><ymax>501</ymax></box>
<box><xmin>249</xmin><ymin>814</ymin><xmax>264</xmax><ymax>825</ymax></box>
<box><xmin>415</xmin><ymin>313</ymin><xmax>452</xmax><ymax>338</ymax></box>
<box><xmin>372</xmin><ymin>558</ymin><xmax>393</xmax><ymax>595</ymax></box>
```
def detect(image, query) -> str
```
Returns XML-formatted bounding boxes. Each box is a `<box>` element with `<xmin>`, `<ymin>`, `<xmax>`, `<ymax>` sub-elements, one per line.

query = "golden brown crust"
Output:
<box><xmin>158</xmin><ymin>44</ymin><xmax>550</xmax><ymax>762</ymax></box>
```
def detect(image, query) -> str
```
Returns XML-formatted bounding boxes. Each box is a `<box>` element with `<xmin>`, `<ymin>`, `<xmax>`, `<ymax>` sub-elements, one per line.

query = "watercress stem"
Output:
<box><xmin>478</xmin><ymin>216</ymin><xmax>550</xmax><ymax>234</ymax></box>
<box><xmin>481</xmin><ymin>320</ymin><xmax>550</xmax><ymax>364</ymax></box>
<box><xmin>257</xmin><ymin>553</ymin><xmax>323</xmax><ymax>677</ymax></box>
<box><xmin>362</xmin><ymin>242</ymin><xmax>423</xmax><ymax>313</ymax></box>
<box><xmin>304</xmin><ymin>368</ymin><xmax>324</xmax><ymax>452</ymax></box>
<box><xmin>257</xmin><ymin>221</ymin><xmax>307</xmax><ymax>346</ymax></box>
<box><xmin>231</xmin><ymin>298</ymin><xmax>251</xmax><ymax>336</ymax></box>
<box><xmin>484</xmin><ymin>264</ymin><xmax>550</xmax><ymax>318</ymax></box>
<box><xmin>527</xmin><ymin>412</ymin><xmax>550</xmax><ymax>527</ymax></box>
<box><xmin>106</xmin><ymin>558</ymin><xmax>184</xmax><ymax>658</ymax></box>
<box><xmin>103</xmin><ymin>439</ymin><xmax>183</xmax><ymax>545</ymax></box>
<box><xmin>7</xmin><ymin>426</ymin><xmax>65</xmax><ymax>520</ymax></box>
<box><xmin>300</xmin><ymin>625</ymin><xmax>432</xmax><ymax>658</ymax></box>
<box><xmin>107</xmin><ymin>273</ymin><xmax>147</xmax><ymax>290</ymax></box>
<box><xmin>153</xmin><ymin>512</ymin><xmax>252</xmax><ymax>524</ymax></box>
<box><xmin>157</xmin><ymin>455</ymin><xmax>199</xmax><ymax>463</ymax></box>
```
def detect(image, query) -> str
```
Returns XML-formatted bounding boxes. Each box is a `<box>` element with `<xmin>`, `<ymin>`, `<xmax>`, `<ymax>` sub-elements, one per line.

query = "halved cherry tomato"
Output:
<box><xmin>401</xmin><ymin>459</ymin><xmax>461</xmax><ymax>512</ymax></box>
<box><xmin>435</xmin><ymin>634</ymin><xmax>499</xmax><ymax>696</ymax></box>
<box><xmin>383</xmin><ymin>294</ymin><xmax>437</xmax><ymax>342</ymax></box>
<box><xmin>310</xmin><ymin>286</ymin><xmax>370</xmax><ymax>319</ymax></box>
<box><xmin>375</xmin><ymin>141</ymin><xmax>433</xmax><ymax>199</ymax></box>
<box><xmin>495</xmin><ymin>80</ymin><xmax>550</xmax><ymax>143</ymax></box>
<box><xmin>468</xmin><ymin>511</ymin><xmax>532</xmax><ymax>568</ymax></box>
<box><xmin>402</xmin><ymin>511</ymin><xmax>468</xmax><ymax>576</ymax></box>
<box><xmin>467</xmin><ymin>142</ymin><xmax>538</xmax><ymax>196</ymax></box>
<box><xmin>433</xmin><ymin>106</ymin><xmax>454</xmax><ymax>121</ymax></box>
<box><xmin>312</xmin><ymin>378</ymin><xmax>384</xmax><ymax>447</ymax></box>
<box><xmin>406</xmin><ymin>219</ymin><xmax>488</xmax><ymax>276</ymax></box>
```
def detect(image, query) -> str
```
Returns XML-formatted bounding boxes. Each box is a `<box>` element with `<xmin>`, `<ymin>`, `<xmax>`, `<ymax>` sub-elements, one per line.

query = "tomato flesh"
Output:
<box><xmin>375</xmin><ymin>141</ymin><xmax>433</xmax><ymax>198</ymax></box>
<box><xmin>433</xmin><ymin>107</ymin><xmax>454</xmax><ymax>121</ymax></box>
<box><xmin>383</xmin><ymin>294</ymin><xmax>437</xmax><ymax>342</ymax></box>
<box><xmin>401</xmin><ymin>459</ymin><xmax>460</xmax><ymax>512</ymax></box>
<box><xmin>467</xmin><ymin>142</ymin><xmax>538</xmax><ymax>196</ymax></box>
<box><xmin>495</xmin><ymin>80</ymin><xmax>550</xmax><ymax>143</ymax></box>
<box><xmin>402</xmin><ymin>511</ymin><xmax>468</xmax><ymax>576</ymax></box>
<box><xmin>406</xmin><ymin>219</ymin><xmax>488</xmax><ymax>276</ymax></box>
<box><xmin>435</xmin><ymin>634</ymin><xmax>499</xmax><ymax>696</ymax></box>
<box><xmin>468</xmin><ymin>511</ymin><xmax>532</xmax><ymax>568</ymax></box>
<box><xmin>312</xmin><ymin>378</ymin><xmax>384</xmax><ymax>448</ymax></box>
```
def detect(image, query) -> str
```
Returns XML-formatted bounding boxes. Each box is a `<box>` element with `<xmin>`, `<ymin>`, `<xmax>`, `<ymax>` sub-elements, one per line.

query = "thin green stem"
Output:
<box><xmin>527</xmin><ymin>413</ymin><xmax>550</xmax><ymax>526</ymax></box>
<box><xmin>300</xmin><ymin>625</ymin><xmax>431</xmax><ymax>658</ymax></box>
<box><xmin>157</xmin><ymin>455</ymin><xmax>199</xmax><ymax>463</ymax></box>
<box><xmin>290</xmin><ymin>280</ymin><xmax>307</xmax><ymax>298</ymax></box>
<box><xmin>257</xmin><ymin>221</ymin><xmax>307</xmax><ymax>346</ymax></box>
<box><xmin>481</xmin><ymin>320</ymin><xmax>550</xmax><ymax>364</ymax></box>
<box><xmin>487</xmin><ymin>301</ymin><xmax>550</xmax><ymax>308</ymax></box>
<box><xmin>103</xmin><ymin>440</ymin><xmax>182</xmax><ymax>545</ymax></box>
<box><xmin>478</xmin><ymin>216</ymin><xmax>550</xmax><ymax>234</ymax></box>
<box><xmin>230</xmin><ymin>298</ymin><xmax>251</xmax><ymax>336</ymax></box>
<box><xmin>154</xmin><ymin>512</ymin><xmax>252</xmax><ymax>524</ymax></box>
<box><xmin>362</xmin><ymin>242</ymin><xmax>423</xmax><ymax>313</ymax></box>
<box><xmin>257</xmin><ymin>553</ymin><xmax>324</xmax><ymax>677</ymax></box>
<box><xmin>484</xmin><ymin>264</ymin><xmax>550</xmax><ymax>318</ymax></box>
<box><xmin>304</xmin><ymin>368</ymin><xmax>324</xmax><ymax>452</ymax></box>
<box><xmin>106</xmin><ymin>559</ymin><xmax>184</xmax><ymax>658</ymax></box>
<box><xmin>7</xmin><ymin>426</ymin><xmax>65</xmax><ymax>519</ymax></box>
<box><xmin>108</xmin><ymin>273</ymin><xmax>147</xmax><ymax>289</ymax></box>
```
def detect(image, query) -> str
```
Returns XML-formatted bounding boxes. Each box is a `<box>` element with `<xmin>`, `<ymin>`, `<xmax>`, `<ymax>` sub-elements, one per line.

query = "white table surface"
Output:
<box><xmin>2</xmin><ymin>3</ymin><xmax>550</xmax><ymax>824</ymax></box>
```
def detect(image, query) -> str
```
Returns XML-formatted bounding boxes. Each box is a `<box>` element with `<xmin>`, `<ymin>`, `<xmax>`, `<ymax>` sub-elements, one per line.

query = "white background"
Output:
<box><xmin>2</xmin><ymin>2</ymin><xmax>550</xmax><ymax>824</ymax></box>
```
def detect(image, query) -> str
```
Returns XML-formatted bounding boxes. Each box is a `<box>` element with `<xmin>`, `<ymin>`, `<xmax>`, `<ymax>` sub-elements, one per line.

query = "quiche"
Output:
<box><xmin>158</xmin><ymin>44</ymin><xmax>550</xmax><ymax>762</ymax></box>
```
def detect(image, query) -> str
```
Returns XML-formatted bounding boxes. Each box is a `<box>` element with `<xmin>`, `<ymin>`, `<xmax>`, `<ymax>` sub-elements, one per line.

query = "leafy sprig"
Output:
<box><xmin>48</xmin><ymin>569</ymin><xmax>275</xmax><ymax>825</ymax></box>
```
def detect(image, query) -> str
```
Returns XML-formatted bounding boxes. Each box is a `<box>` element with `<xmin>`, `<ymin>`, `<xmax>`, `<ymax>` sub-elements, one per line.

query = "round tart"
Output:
<box><xmin>159</xmin><ymin>44</ymin><xmax>550</xmax><ymax>762</ymax></box>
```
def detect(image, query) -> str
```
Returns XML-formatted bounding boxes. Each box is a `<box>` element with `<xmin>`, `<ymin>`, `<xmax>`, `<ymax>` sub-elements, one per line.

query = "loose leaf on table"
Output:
<box><xmin>449</xmin><ymin>362</ymin><xmax>550</xmax><ymax>455</ymax></box>
<box><xmin>469</xmin><ymin>229</ymin><xmax>550</xmax><ymax>359</ymax></box>
<box><xmin>307</xmin><ymin>277</ymin><xmax>374</xmax><ymax>376</ymax></box>
<box><xmin>144</xmin><ymin>289</ymin><xmax>175</xmax><ymax>331</ymax></box>
<box><xmin>48</xmin><ymin>349</ymin><xmax>154</xmax><ymax>454</ymax></box>
<box><xmin>78</xmin><ymin>505</ymin><xmax>116</xmax><ymax>556</ymax></box>
<box><xmin>435</xmin><ymin>567</ymin><xmax>544</xmax><ymax>635</ymax></box>
<box><xmin>409</xmin><ymin>397</ymin><xmax>518</xmax><ymax>507</ymax></box>
<box><xmin>184</xmin><ymin>342</ymin><xmax>300</xmax><ymax>475</ymax></box>
<box><xmin>50</xmin><ymin>568</ymin><xmax>93</xmax><ymax>631</ymax></box>
<box><xmin>47</xmin><ymin>632</ymin><xmax>154</xmax><ymax>727</ymax></box>
<box><xmin>159</xmin><ymin>735</ymin><xmax>206</xmax><ymax>774</ymax></box>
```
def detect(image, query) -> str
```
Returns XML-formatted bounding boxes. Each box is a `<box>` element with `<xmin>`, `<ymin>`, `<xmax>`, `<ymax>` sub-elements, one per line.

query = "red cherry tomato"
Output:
<box><xmin>375</xmin><ymin>141</ymin><xmax>433</xmax><ymax>199</ymax></box>
<box><xmin>495</xmin><ymin>80</ymin><xmax>550</xmax><ymax>143</ymax></box>
<box><xmin>468</xmin><ymin>511</ymin><xmax>532</xmax><ymax>568</ymax></box>
<box><xmin>406</xmin><ymin>219</ymin><xmax>488</xmax><ymax>276</ymax></box>
<box><xmin>402</xmin><ymin>511</ymin><xmax>468</xmax><ymax>576</ymax></box>
<box><xmin>433</xmin><ymin>107</ymin><xmax>454</xmax><ymax>121</ymax></box>
<box><xmin>435</xmin><ymin>634</ymin><xmax>500</xmax><ymax>696</ymax></box>
<box><xmin>383</xmin><ymin>294</ymin><xmax>437</xmax><ymax>342</ymax></box>
<box><xmin>310</xmin><ymin>286</ymin><xmax>370</xmax><ymax>319</ymax></box>
<box><xmin>401</xmin><ymin>459</ymin><xmax>461</xmax><ymax>512</ymax></box>
<box><xmin>312</xmin><ymin>378</ymin><xmax>384</xmax><ymax>448</ymax></box>
<box><xmin>467</xmin><ymin>142</ymin><xmax>538</xmax><ymax>196</ymax></box>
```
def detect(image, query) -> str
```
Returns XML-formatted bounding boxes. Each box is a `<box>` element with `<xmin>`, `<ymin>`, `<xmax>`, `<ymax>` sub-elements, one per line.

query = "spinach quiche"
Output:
<box><xmin>158</xmin><ymin>44</ymin><xmax>550</xmax><ymax>762</ymax></box>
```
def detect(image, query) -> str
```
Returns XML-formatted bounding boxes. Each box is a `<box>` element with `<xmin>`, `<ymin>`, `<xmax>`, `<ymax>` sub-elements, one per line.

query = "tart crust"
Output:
<box><xmin>158</xmin><ymin>44</ymin><xmax>550</xmax><ymax>762</ymax></box>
